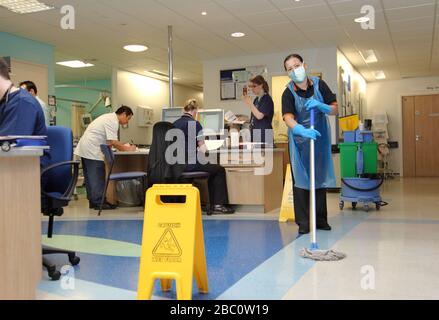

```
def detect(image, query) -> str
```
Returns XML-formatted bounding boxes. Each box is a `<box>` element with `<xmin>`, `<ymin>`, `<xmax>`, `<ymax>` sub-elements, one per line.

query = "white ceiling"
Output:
<box><xmin>0</xmin><ymin>0</ymin><xmax>438</xmax><ymax>85</ymax></box>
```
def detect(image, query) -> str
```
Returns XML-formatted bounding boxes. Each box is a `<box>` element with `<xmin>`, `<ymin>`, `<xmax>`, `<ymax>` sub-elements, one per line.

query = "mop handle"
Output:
<box><xmin>310</xmin><ymin>109</ymin><xmax>318</xmax><ymax>249</ymax></box>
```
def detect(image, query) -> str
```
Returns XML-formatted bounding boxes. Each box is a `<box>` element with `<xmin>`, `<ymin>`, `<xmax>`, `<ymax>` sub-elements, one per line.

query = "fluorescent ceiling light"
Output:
<box><xmin>231</xmin><ymin>32</ymin><xmax>246</xmax><ymax>38</ymax></box>
<box><xmin>56</xmin><ymin>60</ymin><xmax>95</xmax><ymax>68</ymax></box>
<box><xmin>123</xmin><ymin>45</ymin><xmax>148</xmax><ymax>53</ymax></box>
<box><xmin>0</xmin><ymin>0</ymin><xmax>54</xmax><ymax>14</ymax></box>
<box><xmin>374</xmin><ymin>70</ymin><xmax>386</xmax><ymax>80</ymax></box>
<box><xmin>360</xmin><ymin>50</ymin><xmax>378</xmax><ymax>64</ymax></box>
<box><xmin>355</xmin><ymin>16</ymin><xmax>370</xmax><ymax>23</ymax></box>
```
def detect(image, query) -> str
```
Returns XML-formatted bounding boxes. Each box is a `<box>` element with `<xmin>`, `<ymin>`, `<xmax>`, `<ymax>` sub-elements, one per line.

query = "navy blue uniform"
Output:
<box><xmin>0</xmin><ymin>88</ymin><xmax>47</xmax><ymax>136</ymax></box>
<box><xmin>173</xmin><ymin>113</ymin><xmax>203</xmax><ymax>172</ymax></box>
<box><xmin>173</xmin><ymin>113</ymin><xmax>230</xmax><ymax>206</ymax></box>
<box><xmin>251</xmin><ymin>94</ymin><xmax>274</xmax><ymax>145</ymax></box>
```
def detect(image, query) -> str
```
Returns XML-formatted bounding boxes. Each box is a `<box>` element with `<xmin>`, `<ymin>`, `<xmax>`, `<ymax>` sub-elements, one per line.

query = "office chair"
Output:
<box><xmin>179</xmin><ymin>172</ymin><xmax>211</xmax><ymax>215</ymax></box>
<box><xmin>42</xmin><ymin>126</ymin><xmax>81</xmax><ymax>281</ymax></box>
<box><xmin>148</xmin><ymin>121</ymin><xmax>212</xmax><ymax>215</ymax></box>
<box><xmin>99</xmin><ymin>144</ymin><xmax>147</xmax><ymax>216</ymax></box>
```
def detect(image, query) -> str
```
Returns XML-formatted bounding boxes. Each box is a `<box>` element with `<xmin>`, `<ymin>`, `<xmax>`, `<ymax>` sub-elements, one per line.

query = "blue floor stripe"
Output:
<box><xmin>41</xmin><ymin>219</ymin><xmax>299</xmax><ymax>300</ymax></box>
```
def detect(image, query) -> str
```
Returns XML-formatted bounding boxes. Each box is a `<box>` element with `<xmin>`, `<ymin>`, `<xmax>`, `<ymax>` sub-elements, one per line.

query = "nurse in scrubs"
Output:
<box><xmin>242</xmin><ymin>75</ymin><xmax>274</xmax><ymax>146</ymax></box>
<box><xmin>281</xmin><ymin>53</ymin><xmax>338</xmax><ymax>235</ymax></box>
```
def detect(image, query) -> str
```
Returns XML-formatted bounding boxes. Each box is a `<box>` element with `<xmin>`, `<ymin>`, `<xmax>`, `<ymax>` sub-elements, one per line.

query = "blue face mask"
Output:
<box><xmin>288</xmin><ymin>65</ymin><xmax>307</xmax><ymax>83</ymax></box>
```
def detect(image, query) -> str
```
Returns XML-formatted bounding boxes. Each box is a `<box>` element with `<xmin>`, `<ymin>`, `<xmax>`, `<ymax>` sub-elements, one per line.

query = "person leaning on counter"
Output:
<box><xmin>241</xmin><ymin>75</ymin><xmax>274</xmax><ymax>146</ymax></box>
<box><xmin>74</xmin><ymin>106</ymin><xmax>136</xmax><ymax>211</ymax></box>
<box><xmin>173</xmin><ymin>99</ymin><xmax>235</xmax><ymax>214</ymax></box>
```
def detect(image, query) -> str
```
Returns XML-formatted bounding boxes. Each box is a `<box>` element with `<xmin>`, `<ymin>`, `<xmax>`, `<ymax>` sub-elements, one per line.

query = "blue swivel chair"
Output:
<box><xmin>42</xmin><ymin>126</ymin><xmax>80</xmax><ymax>280</ymax></box>
<box><xmin>99</xmin><ymin>144</ymin><xmax>147</xmax><ymax>216</ymax></box>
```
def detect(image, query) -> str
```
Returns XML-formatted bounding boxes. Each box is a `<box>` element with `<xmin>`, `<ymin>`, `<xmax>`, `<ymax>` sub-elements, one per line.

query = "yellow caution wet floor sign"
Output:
<box><xmin>279</xmin><ymin>164</ymin><xmax>295</xmax><ymax>222</ymax></box>
<box><xmin>137</xmin><ymin>184</ymin><xmax>208</xmax><ymax>300</ymax></box>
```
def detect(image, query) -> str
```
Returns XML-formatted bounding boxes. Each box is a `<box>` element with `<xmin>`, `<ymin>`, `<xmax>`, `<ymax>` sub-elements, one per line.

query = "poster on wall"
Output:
<box><xmin>220</xmin><ymin>66</ymin><xmax>268</xmax><ymax>101</ymax></box>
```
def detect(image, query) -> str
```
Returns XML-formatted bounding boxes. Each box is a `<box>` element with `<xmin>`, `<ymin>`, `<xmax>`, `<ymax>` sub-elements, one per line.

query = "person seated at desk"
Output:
<box><xmin>241</xmin><ymin>75</ymin><xmax>274</xmax><ymax>146</ymax></box>
<box><xmin>173</xmin><ymin>99</ymin><xmax>235</xmax><ymax>214</ymax></box>
<box><xmin>74</xmin><ymin>106</ymin><xmax>136</xmax><ymax>211</ymax></box>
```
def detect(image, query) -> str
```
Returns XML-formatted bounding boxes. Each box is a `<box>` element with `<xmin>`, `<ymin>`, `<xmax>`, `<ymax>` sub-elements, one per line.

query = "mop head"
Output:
<box><xmin>300</xmin><ymin>248</ymin><xmax>347</xmax><ymax>261</ymax></box>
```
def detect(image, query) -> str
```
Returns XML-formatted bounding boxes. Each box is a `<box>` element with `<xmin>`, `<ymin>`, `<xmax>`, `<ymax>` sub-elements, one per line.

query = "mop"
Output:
<box><xmin>299</xmin><ymin>109</ymin><xmax>346</xmax><ymax>262</ymax></box>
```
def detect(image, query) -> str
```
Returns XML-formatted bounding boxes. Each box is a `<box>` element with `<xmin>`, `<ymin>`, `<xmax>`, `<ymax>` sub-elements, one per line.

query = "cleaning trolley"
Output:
<box><xmin>338</xmin><ymin>115</ymin><xmax>384</xmax><ymax>212</ymax></box>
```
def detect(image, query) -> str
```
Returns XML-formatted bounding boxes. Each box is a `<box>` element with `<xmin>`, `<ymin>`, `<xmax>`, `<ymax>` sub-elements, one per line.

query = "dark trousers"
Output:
<box><xmin>289</xmin><ymin>147</ymin><xmax>329</xmax><ymax>229</ymax></box>
<box><xmin>188</xmin><ymin>164</ymin><xmax>229</xmax><ymax>206</ymax></box>
<box><xmin>82</xmin><ymin>158</ymin><xmax>106</xmax><ymax>206</ymax></box>
<box><xmin>293</xmin><ymin>186</ymin><xmax>329</xmax><ymax>229</ymax></box>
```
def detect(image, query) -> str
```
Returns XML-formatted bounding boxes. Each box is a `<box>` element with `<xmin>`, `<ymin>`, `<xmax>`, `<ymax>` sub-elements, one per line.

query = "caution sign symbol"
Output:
<box><xmin>153</xmin><ymin>228</ymin><xmax>182</xmax><ymax>258</ymax></box>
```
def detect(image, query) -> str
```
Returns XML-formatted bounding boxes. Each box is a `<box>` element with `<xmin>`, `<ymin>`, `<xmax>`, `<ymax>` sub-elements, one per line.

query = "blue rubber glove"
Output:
<box><xmin>292</xmin><ymin>124</ymin><xmax>321</xmax><ymax>140</ymax></box>
<box><xmin>305</xmin><ymin>98</ymin><xmax>332</xmax><ymax>115</ymax></box>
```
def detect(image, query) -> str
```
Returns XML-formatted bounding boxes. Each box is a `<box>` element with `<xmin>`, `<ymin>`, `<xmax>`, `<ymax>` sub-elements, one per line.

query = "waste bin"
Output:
<box><xmin>340</xmin><ymin>142</ymin><xmax>378</xmax><ymax>178</ymax></box>
<box><xmin>116</xmin><ymin>179</ymin><xmax>144</xmax><ymax>207</ymax></box>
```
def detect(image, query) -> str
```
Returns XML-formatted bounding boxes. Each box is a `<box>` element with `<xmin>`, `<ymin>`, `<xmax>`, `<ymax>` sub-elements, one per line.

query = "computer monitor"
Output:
<box><xmin>81</xmin><ymin>114</ymin><xmax>92</xmax><ymax>128</ymax></box>
<box><xmin>197</xmin><ymin>109</ymin><xmax>225</xmax><ymax>136</ymax></box>
<box><xmin>162</xmin><ymin>107</ymin><xmax>183</xmax><ymax>123</ymax></box>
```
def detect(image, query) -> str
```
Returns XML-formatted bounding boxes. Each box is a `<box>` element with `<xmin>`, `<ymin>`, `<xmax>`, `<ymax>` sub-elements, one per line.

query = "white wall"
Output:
<box><xmin>337</xmin><ymin>50</ymin><xmax>367</xmax><ymax>119</ymax></box>
<box><xmin>367</xmin><ymin>76</ymin><xmax>439</xmax><ymax>175</ymax></box>
<box><xmin>203</xmin><ymin>47</ymin><xmax>338</xmax><ymax>143</ymax></box>
<box><xmin>113</xmin><ymin>69</ymin><xmax>204</xmax><ymax>145</ymax></box>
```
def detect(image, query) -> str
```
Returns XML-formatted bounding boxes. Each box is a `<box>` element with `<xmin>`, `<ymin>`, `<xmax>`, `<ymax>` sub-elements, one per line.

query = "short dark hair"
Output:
<box><xmin>19</xmin><ymin>80</ymin><xmax>38</xmax><ymax>94</ymax></box>
<box><xmin>0</xmin><ymin>57</ymin><xmax>10</xmax><ymax>80</ymax></box>
<box><xmin>284</xmin><ymin>53</ymin><xmax>304</xmax><ymax>71</ymax></box>
<box><xmin>115</xmin><ymin>105</ymin><xmax>134</xmax><ymax>116</ymax></box>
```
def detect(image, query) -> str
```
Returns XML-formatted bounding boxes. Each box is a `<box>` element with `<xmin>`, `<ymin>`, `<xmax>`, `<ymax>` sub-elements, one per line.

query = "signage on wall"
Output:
<box><xmin>48</xmin><ymin>95</ymin><xmax>57</xmax><ymax>107</ymax></box>
<box><xmin>220</xmin><ymin>66</ymin><xmax>268</xmax><ymax>101</ymax></box>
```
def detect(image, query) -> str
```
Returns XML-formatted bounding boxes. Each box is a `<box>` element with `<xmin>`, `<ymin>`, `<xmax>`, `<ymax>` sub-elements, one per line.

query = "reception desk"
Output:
<box><xmin>105</xmin><ymin>148</ymin><xmax>284</xmax><ymax>213</ymax></box>
<box><xmin>0</xmin><ymin>149</ymin><xmax>43</xmax><ymax>300</ymax></box>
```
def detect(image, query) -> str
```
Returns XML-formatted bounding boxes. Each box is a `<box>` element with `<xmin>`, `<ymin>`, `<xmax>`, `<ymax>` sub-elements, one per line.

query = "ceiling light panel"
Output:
<box><xmin>56</xmin><ymin>60</ymin><xmax>95</xmax><ymax>68</ymax></box>
<box><xmin>0</xmin><ymin>0</ymin><xmax>54</xmax><ymax>14</ymax></box>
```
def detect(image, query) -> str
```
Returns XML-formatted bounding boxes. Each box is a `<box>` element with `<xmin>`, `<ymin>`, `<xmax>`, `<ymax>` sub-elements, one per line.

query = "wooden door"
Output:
<box><xmin>414</xmin><ymin>95</ymin><xmax>439</xmax><ymax>177</ymax></box>
<box><xmin>402</xmin><ymin>97</ymin><xmax>416</xmax><ymax>177</ymax></box>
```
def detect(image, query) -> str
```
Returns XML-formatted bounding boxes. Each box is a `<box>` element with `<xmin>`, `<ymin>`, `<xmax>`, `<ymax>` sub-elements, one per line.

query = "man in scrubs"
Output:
<box><xmin>0</xmin><ymin>58</ymin><xmax>47</xmax><ymax>138</ymax></box>
<box><xmin>74</xmin><ymin>106</ymin><xmax>136</xmax><ymax>210</ymax></box>
<box><xmin>282</xmin><ymin>54</ymin><xmax>338</xmax><ymax>234</ymax></box>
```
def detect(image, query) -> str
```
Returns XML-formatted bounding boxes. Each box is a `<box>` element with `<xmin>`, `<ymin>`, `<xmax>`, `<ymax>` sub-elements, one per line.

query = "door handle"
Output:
<box><xmin>416</xmin><ymin>135</ymin><xmax>421</xmax><ymax>141</ymax></box>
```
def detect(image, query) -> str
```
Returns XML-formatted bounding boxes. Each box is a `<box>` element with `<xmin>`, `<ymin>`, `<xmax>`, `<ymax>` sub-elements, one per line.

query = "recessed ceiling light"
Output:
<box><xmin>355</xmin><ymin>16</ymin><xmax>370</xmax><ymax>23</ymax></box>
<box><xmin>374</xmin><ymin>70</ymin><xmax>386</xmax><ymax>80</ymax></box>
<box><xmin>231</xmin><ymin>32</ymin><xmax>246</xmax><ymax>38</ymax></box>
<box><xmin>123</xmin><ymin>45</ymin><xmax>149</xmax><ymax>53</ymax></box>
<box><xmin>360</xmin><ymin>50</ymin><xmax>378</xmax><ymax>64</ymax></box>
<box><xmin>56</xmin><ymin>60</ymin><xmax>95</xmax><ymax>68</ymax></box>
<box><xmin>201</xmin><ymin>11</ymin><xmax>207</xmax><ymax>16</ymax></box>
<box><xmin>0</xmin><ymin>0</ymin><xmax>54</xmax><ymax>14</ymax></box>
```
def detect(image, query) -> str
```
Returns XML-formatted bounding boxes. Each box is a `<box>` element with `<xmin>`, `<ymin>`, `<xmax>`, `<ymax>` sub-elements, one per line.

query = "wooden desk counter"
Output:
<box><xmin>0</xmin><ymin>149</ymin><xmax>43</xmax><ymax>300</ymax></box>
<box><xmin>105</xmin><ymin>148</ymin><xmax>285</xmax><ymax>213</ymax></box>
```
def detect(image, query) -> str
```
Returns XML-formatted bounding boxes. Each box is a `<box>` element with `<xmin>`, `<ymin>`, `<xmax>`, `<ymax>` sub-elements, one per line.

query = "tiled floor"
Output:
<box><xmin>38</xmin><ymin>178</ymin><xmax>439</xmax><ymax>300</ymax></box>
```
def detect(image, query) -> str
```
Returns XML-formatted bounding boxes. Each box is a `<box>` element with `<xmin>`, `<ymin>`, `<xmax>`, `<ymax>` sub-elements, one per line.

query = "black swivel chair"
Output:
<box><xmin>42</xmin><ymin>126</ymin><xmax>81</xmax><ymax>280</ymax></box>
<box><xmin>148</xmin><ymin>122</ymin><xmax>212</xmax><ymax>214</ymax></box>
